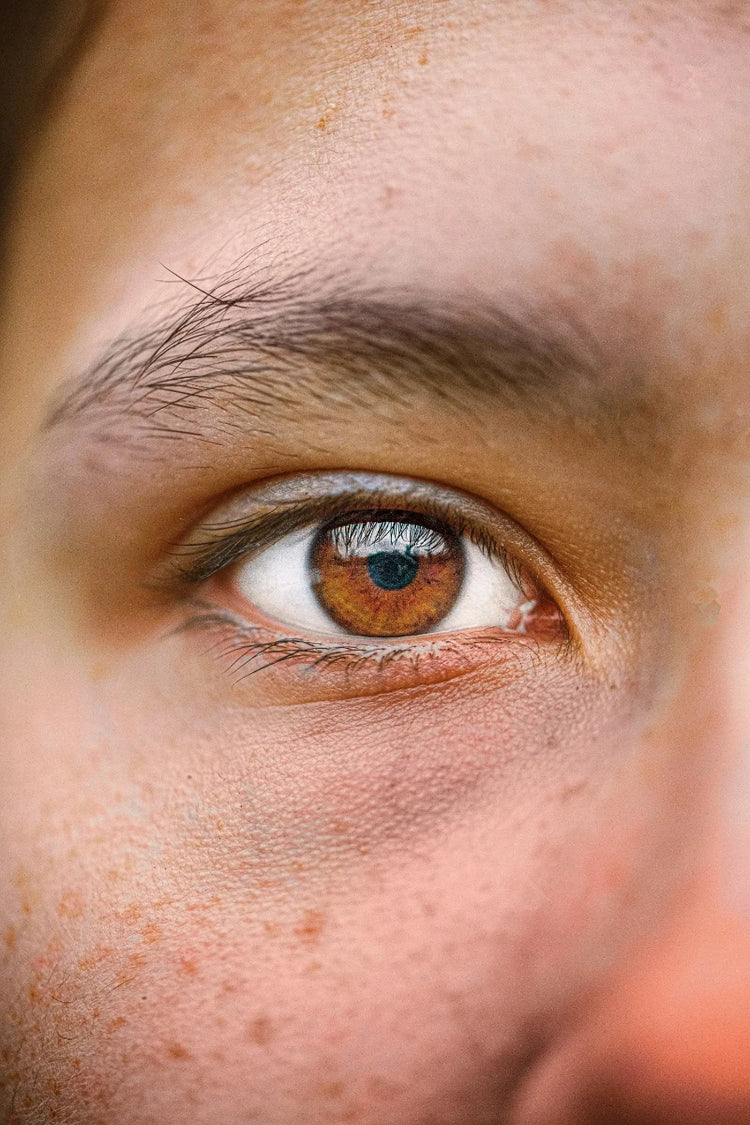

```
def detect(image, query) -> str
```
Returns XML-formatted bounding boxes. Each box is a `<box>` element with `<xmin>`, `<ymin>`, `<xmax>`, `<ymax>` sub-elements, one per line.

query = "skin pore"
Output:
<box><xmin>1</xmin><ymin>1</ymin><xmax>750</xmax><ymax>1122</ymax></box>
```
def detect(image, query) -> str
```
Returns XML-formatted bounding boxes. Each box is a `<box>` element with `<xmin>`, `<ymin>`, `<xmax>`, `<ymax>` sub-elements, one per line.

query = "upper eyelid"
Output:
<box><xmin>160</xmin><ymin>490</ymin><xmax>520</xmax><ymax>588</ymax></box>
<box><xmin>151</xmin><ymin>471</ymin><xmax>565</xmax><ymax>607</ymax></box>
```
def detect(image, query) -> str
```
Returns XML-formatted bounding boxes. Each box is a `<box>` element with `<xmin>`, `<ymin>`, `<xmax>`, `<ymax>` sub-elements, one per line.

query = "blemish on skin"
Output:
<box><xmin>4</xmin><ymin>925</ymin><xmax>16</xmax><ymax>952</ymax></box>
<box><xmin>293</xmin><ymin>908</ymin><xmax>327</xmax><ymax>944</ymax></box>
<box><xmin>559</xmin><ymin>779</ymin><xmax>588</xmax><ymax>802</ymax></box>
<box><xmin>378</xmin><ymin>183</ymin><xmax>401</xmax><ymax>211</ymax></box>
<box><xmin>179</xmin><ymin>955</ymin><xmax>198</xmax><ymax>976</ymax></box>
<box><xmin>316</xmin><ymin>104</ymin><xmax>338</xmax><ymax>133</ymax></box>
<box><xmin>107</xmin><ymin>1016</ymin><xmax>127</xmax><ymax>1032</ymax></box>
<box><xmin>418</xmin><ymin>51</ymin><xmax>429</xmax><ymax>65</ymax></box>
<box><xmin>263</xmin><ymin>919</ymin><xmax>281</xmax><ymax>938</ymax></box>
<box><xmin>247</xmin><ymin>1015</ymin><xmax>274</xmax><ymax>1046</ymax></box>
<box><xmin>167</xmin><ymin>1042</ymin><xmax>190</xmax><ymax>1061</ymax></box>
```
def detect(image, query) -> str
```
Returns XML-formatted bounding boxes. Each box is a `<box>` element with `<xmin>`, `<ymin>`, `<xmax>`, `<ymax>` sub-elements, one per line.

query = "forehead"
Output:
<box><xmin>3</xmin><ymin>0</ymin><xmax>750</xmax><ymax>428</ymax></box>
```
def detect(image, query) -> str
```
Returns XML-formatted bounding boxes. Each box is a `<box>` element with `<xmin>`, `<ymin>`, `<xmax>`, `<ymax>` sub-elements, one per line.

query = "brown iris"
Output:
<box><xmin>310</xmin><ymin>511</ymin><xmax>465</xmax><ymax>636</ymax></box>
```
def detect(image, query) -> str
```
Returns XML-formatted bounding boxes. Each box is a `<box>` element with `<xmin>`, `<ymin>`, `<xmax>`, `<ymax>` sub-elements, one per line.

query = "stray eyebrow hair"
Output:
<box><xmin>44</xmin><ymin>259</ymin><xmax>613</xmax><ymax>450</ymax></box>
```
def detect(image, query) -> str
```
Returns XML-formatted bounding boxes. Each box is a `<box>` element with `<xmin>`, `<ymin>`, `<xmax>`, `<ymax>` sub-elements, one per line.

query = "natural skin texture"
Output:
<box><xmin>1</xmin><ymin>2</ymin><xmax>750</xmax><ymax>1123</ymax></box>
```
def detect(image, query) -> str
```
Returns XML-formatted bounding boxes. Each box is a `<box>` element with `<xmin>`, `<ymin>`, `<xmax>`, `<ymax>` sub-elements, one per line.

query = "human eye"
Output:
<box><xmin>160</xmin><ymin>471</ymin><xmax>569</xmax><ymax>694</ymax></box>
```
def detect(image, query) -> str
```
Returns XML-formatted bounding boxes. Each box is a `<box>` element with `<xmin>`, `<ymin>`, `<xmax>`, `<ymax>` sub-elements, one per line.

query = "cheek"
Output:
<box><xmin>0</xmin><ymin>642</ymin><xmax>693</xmax><ymax>1123</ymax></box>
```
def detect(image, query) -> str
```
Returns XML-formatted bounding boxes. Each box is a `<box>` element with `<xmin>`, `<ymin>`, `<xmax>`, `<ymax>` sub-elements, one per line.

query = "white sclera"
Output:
<box><xmin>233</xmin><ymin>524</ymin><xmax>527</xmax><ymax>638</ymax></box>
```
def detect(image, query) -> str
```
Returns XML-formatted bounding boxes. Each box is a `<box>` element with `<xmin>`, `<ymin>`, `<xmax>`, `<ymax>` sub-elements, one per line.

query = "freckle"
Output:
<box><xmin>120</xmin><ymin>903</ymin><xmax>143</xmax><ymax>924</ymax></box>
<box><xmin>318</xmin><ymin>1081</ymin><xmax>344</xmax><ymax>1099</ymax></box>
<box><xmin>294</xmin><ymin>908</ymin><xmax>326</xmax><ymax>944</ymax></box>
<box><xmin>4</xmin><ymin>925</ymin><xmax>16</xmax><ymax>951</ymax></box>
<box><xmin>263</xmin><ymin>920</ymin><xmax>280</xmax><ymax>938</ymax></box>
<box><xmin>179</xmin><ymin>956</ymin><xmax>198</xmax><ymax>976</ymax></box>
<box><xmin>167</xmin><ymin>1042</ymin><xmax>190</xmax><ymax>1060</ymax></box>
<box><xmin>247</xmin><ymin>1015</ymin><xmax>274</xmax><ymax>1046</ymax></box>
<box><xmin>317</xmin><ymin>116</ymin><xmax>328</xmax><ymax>131</ymax></box>
<box><xmin>418</xmin><ymin>51</ymin><xmax>429</xmax><ymax>65</ymax></box>
<box><xmin>107</xmin><ymin>1016</ymin><xmax>127</xmax><ymax>1032</ymax></box>
<box><xmin>139</xmin><ymin>922</ymin><xmax>162</xmax><ymax>944</ymax></box>
<box><xmin>706</xmin><ymin>303</ymin><xmax>727</xmax><ymax>334</ymax></box>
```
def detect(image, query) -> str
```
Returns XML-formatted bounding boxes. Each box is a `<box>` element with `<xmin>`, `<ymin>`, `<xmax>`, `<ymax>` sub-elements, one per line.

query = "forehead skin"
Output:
<box><xmin>3</xmin><ymin>0</ymin><xmax>750</xmax><ymax>413</ymax></box>
<box><xmin>2</xmin><ymin>3</ymin><xmax>750</xmax><ymax>1125</ymax></box>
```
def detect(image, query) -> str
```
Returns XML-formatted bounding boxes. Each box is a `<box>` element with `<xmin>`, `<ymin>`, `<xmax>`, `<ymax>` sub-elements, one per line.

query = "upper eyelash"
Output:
<box><xmin>162</xmin><ymin>491</ymin><xmax>527</xmax><ymax>591</ymax></box>
<box><xmin>328</xmin><ymin>514</ymin><xmax>449</xmax><ymax>555</ymax></box>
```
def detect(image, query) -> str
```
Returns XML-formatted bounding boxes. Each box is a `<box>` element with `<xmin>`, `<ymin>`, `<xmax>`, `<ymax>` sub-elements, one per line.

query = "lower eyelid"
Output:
<box><xmin>174</xmin><ymin>603</ymin><xmax>557</xmax><ymax>700</ymax></box>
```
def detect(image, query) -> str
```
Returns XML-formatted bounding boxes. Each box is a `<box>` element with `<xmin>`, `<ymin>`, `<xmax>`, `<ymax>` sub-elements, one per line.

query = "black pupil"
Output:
<box><xmin>366</xmin><ymin>551</ymin><xmax>419</xmax><ymax>591</ymax></box>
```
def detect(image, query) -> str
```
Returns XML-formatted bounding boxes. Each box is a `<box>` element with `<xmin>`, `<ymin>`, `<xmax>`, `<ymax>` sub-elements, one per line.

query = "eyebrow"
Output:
<box><xmin>44</xmin><ymin>262</ymin><xmax>618</xmax><ymax>451</ymax></box>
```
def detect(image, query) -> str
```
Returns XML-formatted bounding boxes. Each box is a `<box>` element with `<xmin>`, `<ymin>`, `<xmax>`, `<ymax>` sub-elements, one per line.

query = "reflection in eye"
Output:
<box><xmin>234</xmin><ymin>508</ymin><xmax>537</xmax><ymax>638</ymax></box>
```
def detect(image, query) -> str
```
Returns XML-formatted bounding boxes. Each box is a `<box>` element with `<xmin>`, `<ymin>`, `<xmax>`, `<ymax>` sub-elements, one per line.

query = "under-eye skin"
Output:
<box><xmin>160</xmin><ymin>471</ymin><xmax>569</xmax><ymax>682</ymax></box>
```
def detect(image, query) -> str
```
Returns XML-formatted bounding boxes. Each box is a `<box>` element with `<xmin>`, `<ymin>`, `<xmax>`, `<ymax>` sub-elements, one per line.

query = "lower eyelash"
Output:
<box><xmin>174</xmin><ymin>608</ymin><xmax>528</xmax><ymax>685</ymax></box>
